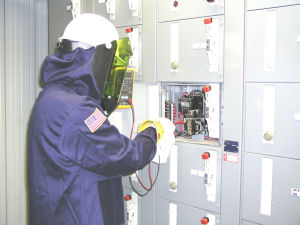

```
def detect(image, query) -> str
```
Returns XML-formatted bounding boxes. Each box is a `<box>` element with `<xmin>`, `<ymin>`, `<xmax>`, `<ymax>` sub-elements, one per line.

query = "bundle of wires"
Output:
<box><xmin>127</xmin><ymin>99</ymin><xmax>160</xmax><ymax>197</ymax></box>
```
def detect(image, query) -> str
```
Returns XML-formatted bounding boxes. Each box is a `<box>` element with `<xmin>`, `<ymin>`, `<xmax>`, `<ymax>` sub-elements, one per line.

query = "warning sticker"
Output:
<box><xmin>223</xmin><ymin>153</ymin><xmax>238</xmax><ymax>163</ymax></box>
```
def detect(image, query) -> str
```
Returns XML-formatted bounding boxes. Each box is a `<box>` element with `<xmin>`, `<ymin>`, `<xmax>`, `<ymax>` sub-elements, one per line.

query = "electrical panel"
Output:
<box><xmin>161</xmin><ymin>83</ymin><xmax>220</xmax><ymax>144</ymax></box>
<box><xmin>245</xmin><ymin>5</ymin><xmax>300</xmax><ymax>82</ymax></box>
<box><xmin>156</xmin><ymin>143</ymin><xmax>221</xmax><ymax>213</ymax></box>
<box><xmin>155</xmin><ymin>197</ymin><xmax>220</xmax><ymax>225</ymax></box>
<box><xmin>242</xmin><ymin>153</ymin><xmax>300</xmax><ymax>225</ymax></box>
<box><xmin>244</xmin><ymin>83</ymin><xmax>300</xmax><ymax>160</ymax></box>
<box><xmin>157</xmin><ymin>16</ymin><xmax>224</xmax><ymax>82</ymax></box>
<box><xmin>158</xmin><ymin>0</ymin><xmax>224</xmax><ymax>22</ymax></box>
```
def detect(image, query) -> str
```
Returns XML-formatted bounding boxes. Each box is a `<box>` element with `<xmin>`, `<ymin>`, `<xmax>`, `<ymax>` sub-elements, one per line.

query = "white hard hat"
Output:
<box><xmin>59</xmin><ymin>13</ymin><xmax>119</xmax><ymax>47</ymax></box>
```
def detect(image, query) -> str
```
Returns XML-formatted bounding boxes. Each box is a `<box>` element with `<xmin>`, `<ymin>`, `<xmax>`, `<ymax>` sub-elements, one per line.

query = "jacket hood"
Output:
<box><xmin>42</xmin><ymin>47</ymin><xmax>100</xmax><ymax>98</ymax></box>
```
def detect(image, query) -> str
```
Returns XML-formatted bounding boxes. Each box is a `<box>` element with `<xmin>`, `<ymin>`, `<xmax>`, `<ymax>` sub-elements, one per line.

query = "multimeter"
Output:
<box><xmin>118</xmin><ymin>68</ymin><xmax>135</xmax><ymax>109</ymax></box>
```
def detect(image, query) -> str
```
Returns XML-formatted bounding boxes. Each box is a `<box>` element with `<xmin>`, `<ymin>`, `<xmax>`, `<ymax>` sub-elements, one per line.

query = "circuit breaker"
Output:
<box><xmin>162</xmin><ymin>83</ymin><xmax>220</xmax><ymax>144</ymax></box>
<box><xmin>157</xmin><ymin>16</ymin><xmax>224</xmax><ymax>82</ymax></box>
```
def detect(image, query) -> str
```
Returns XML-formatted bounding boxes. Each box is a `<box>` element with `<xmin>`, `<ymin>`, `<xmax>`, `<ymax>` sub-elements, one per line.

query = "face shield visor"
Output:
<box><xmin>92</xmin><ymin>37</ymin><xmax>133</xmax><ymax>115</ymax></box>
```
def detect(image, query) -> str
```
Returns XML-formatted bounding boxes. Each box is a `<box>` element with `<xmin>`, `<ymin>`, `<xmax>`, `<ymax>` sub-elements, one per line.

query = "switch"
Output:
<box><xmin>203</xmin><ymin>85</ymin><xmax>211</xmax><ymax>93</ymax></box>
<box><xmin>126</xmin><ymin>27</ymin><xmax>133</xmax><ymax>33</ymax></box>
<box><xmin>202</xmin><ymin>152</ymin><xmax>211</xmax><ymax>160</ymax></box>
<box><xmin>204</xmin><ymin>18</ymin><xmax>213</xmax><ymax>25</ymax></box>
<box><xmin>201</xmin><ymin>217</ymin><xmax>210</xmax><ymax>224</ymax></box>
<box><xmin>124</xmin><ymin>195</ymin><xmax>132</xmax><ymax>201</ymax></box>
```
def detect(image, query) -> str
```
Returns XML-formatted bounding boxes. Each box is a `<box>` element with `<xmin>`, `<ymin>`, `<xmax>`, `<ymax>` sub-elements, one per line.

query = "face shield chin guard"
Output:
<box><xmin>92</xmin><ymin>37</ymin><xmax>133</xmax><ymax>116</ymax></box>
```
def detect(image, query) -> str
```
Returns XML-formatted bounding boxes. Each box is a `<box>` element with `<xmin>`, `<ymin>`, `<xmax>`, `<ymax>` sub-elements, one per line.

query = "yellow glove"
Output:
<box><xmin>138</xmin><ymin>119</ymin><xmax>164</xmax><ymax>143</ymax></box>
<box><xmin>138</xmin><ymin>118</ymin><xmax>176</xmax><ymax>164</ymax></box>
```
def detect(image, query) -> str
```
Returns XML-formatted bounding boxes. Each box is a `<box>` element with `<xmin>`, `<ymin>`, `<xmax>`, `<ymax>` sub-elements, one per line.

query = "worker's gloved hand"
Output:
<box><xmin>153</xmin><ymin>118</ymin><xmax>175</xmax><ymax>164</ymax></box>
<box><xmin>138</xmin><ymin>118</ymin><xmax>175</xmax><ymax>164</ymax></box>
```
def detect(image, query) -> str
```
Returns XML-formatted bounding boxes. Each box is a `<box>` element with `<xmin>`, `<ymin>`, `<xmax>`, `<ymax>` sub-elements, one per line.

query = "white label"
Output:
<box><xmin>98</xmin><ymin>0</ymin><xmax>105</xmax><ymax>3</ymax></box>
<box><xmin>128</xmin><ymin>27</ymin><xmax>139</xmax><ymax>71</ymax></box>
<box><xmin>206</xmin><ymin>84</ymin><xmax>220</xmax><ymax>138</ymax></box>
<box><xmin>206</xmin><ymin>18</ymin><xmax>220</xmax><ymax>73</ymax></box>
<box><xmin>291</xmin><ymin>188</ymin><xmax>300</xmax><ymax>197</ymax></box>
<box><xmin>264</xmin><ymin>11</ymin><xmax>277</xmax><ymax>71</ymax></box>
<box><xmin>169</xmin><ymin>145</ymin><xmax>178</xmax><ymax>192</ymax></box>
<box><xmin>191</xmin><ymin>169</ymin><xmax>205</xmax><ymax>177</ymax></box>
<box><xmin>260</xmin><ymin>158</ymin><xmax>273</xmax><ymax>216</ymax></box>
<box><xmin>170</xmin><ymin>23</ymin><xmax>179</xmax><ymax>72</ymax></box>
<box><xmin>297</xmin><ymin>35</ymin><xmax>300</xmax><ymax>43</ymax></box>
<box><xmin>169</xmin><ymin>203</ymin><xmax>177</xmax><ymax>225</ymax></box>
<box><xmin>223</xmin><ymin>153</ymin><xmax>238</xmax><ymax>163</ymax></box>
<box><xmin>205</xmin><ymin>151</ymin><xmax>217</xmax><ymax>202</ymax></box>
<box><xmin>263</xmin><ymin>86</ymin><xmax>276</xmax><ymax>144</ymax></box>
<box><xmin>294</xmin><ymin>113</ymin><xmax>300</xmax><ymax>121</ymax></box>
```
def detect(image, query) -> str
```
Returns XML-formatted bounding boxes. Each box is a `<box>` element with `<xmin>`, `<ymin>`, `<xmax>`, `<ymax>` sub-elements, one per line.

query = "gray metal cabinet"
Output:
<box><xmin>245</xmin><ymin>5</ymin><xmax>300</xmax><ymax>82</ymax></box>
<box><xmin>242</xmin><ymin>153</ymin><xmax>300</xmax><ymax>225</ymax></box>
<box><xmin>244</xmin><ymin>83</ymin><xmax>300</xmax><ymax>159</ymax></box>
<box><xmin>155</xmin><ymin>197</ymin><xmax>220</xmax><ymax>225</ymax></box>
<box><xmin>92</xmin><ymin>0</ymin><xmax>142</xmax><ymax>27</ymax></box>
<box><xmin>157</xmin><ymin>16</ymin><xmax>224</xmax><ymax>82</ymax></box>
<box><xmin>158</xmin><ymin>0</ymin><xmax>224</xmax><ymax>22</ymax></box>
<box><xmin>48</xmin><ymin>0</ymin><xmax>73</xmax><ymax>54</ymax></box>
<box><xmin>156</xmin><ymin>143</ymin><xmax>221</xmax><ymax>213</ymax></box>
<box><xmin>247</xmin><ymin>0</ymin><xmax>300</xmax><ymax>10</ymax></box>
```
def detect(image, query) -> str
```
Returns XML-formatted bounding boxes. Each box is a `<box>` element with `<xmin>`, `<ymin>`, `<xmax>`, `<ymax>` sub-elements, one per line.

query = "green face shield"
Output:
<box><xmin>92</xmin><ymin>37</ymin><xmax>133</xmax><ymax>115</ymax></box>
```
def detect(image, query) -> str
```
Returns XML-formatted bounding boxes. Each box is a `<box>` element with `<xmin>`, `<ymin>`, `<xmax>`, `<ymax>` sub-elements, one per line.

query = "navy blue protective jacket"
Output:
<box><xmin>27</xmin><ymin>47</ymin><xmax>157</xmax><ymax>225</ymax></box>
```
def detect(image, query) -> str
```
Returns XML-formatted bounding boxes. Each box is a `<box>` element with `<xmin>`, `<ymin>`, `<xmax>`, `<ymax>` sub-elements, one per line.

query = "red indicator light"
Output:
<box><xmin>201</xmin><ymin>217</ymin><xmax>210</xmax><ymax>224</ymax></box>
<box><xmin>204</xmin><ymin>18</ymin><xmax>213</xmax><ymax>24</ymax></box>
<box><xmin>207</xmin><ymin>0</ymin><xmax>215</xmax><ymax>2</ymax></box>
<box><xmin>202</xmin><ymin>152</ymin><xmax>211</xmax><ymax>160</ymax></box>
<box><xmin>202</xmin><ymin>85</ymin><xmax>211</xmax><ymax>93</ymax></box>
<box><xmin>125</xmin><ymin>27</ymin><xmax>133</xmax><ymax>33</ymax></box>
<box><xmin>173</xmin><ymin>1</ymin><xmax>179</xmax><ymax>7</ymax></box>
<box><xmin>124</xmin><ymin>195</ymin><xmax>131</xmax><ymax>201</ymax></box>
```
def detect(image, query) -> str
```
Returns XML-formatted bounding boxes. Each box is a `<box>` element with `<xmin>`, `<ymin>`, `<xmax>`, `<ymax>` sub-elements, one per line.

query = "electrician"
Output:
<box><xmin>27</xmin><ymin>13</ymin><xmax>173</xmax><ymax>225</ymax></box>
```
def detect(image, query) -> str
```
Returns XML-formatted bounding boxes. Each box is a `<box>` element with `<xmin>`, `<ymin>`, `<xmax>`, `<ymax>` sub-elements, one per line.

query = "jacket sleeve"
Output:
<box><xmin>59</xmin><ymin>100</ymin><xmax>157</xmax><ymax>176</ymax></box>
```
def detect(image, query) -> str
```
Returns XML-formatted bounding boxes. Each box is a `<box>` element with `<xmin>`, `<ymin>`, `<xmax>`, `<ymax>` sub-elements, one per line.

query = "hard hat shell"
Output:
<box><xmin>59</xmin><ymin>13</ymin><xmax>119</xmax><ymax>47</ymax></box>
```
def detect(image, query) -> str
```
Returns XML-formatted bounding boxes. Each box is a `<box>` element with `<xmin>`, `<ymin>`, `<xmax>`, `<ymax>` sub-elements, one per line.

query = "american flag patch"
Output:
<box><xmin>84</xmin><ymin>108</ymin><xmax>106</xmax><ymax>133</ymax></box>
